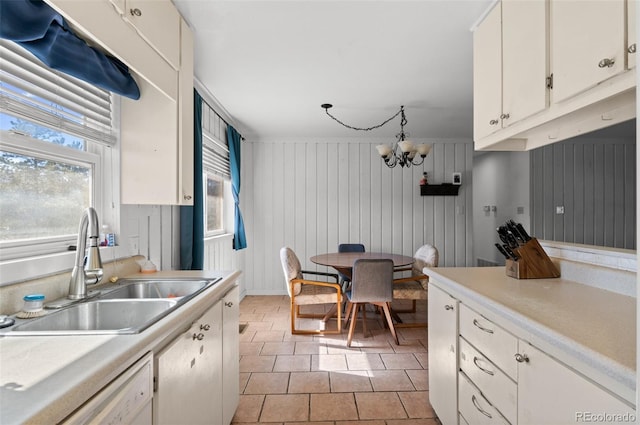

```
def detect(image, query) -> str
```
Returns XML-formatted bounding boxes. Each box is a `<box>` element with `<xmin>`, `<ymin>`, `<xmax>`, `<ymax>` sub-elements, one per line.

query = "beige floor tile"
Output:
<box><xmin>330</xmin><ymin>370</ymin><xmax>373</xmax><ymax>392</ymax></box>
<box><xmin>239</xmin><ymin>372</ymin><xmax>251</xmax><ymax>393</ymax></box>
<box><xmin>355</xmin><ymin>392</ymin><xmax>408</xmax><ymax>419</ymax></box>
<box><xmin>295</xmin><ymin>341</ymin><xmax>328</xmax><ymax>355</ymax></box>
<box><xmin>312</xmin><ymin>354</ymin><xmax>348</xmax><ymax>371</ymax></box>
<box><xmin>253</xmin><ymin>330</ymin><xmax>286</xmax><ymax>342</ymax></box>
<box><xmin>397</xmin><ymin>327</ymin><xmax>428</xmax><ymax>341</ymax></box>
<box><xmin>310</xmin><ymin>393</ymin><xmax>359</xmax><ymax>421</ymax></box>
<box><xmin>260</xmin><ymin>394</ymin><xmax>309</xmax><ymax>422</ymax></box>
<box><xmin>380</xmin><ymin>353</ymin><xmax>422</xmax><ymax>369</ymax></box>
<box><xmin>406</xmin><ymin>369</ymin><xmax>429</xmax><ymax>391</ymax></box>
<box><xmin>346</xmin><ymin>353</ymin><xmax>385</xmax><ymax>370</ymax></box>
<box><xmin>288</xmin><ymin>371</ymin><xmax>330</xmax><ymax>393</ymax></box>
<box><xmin>386</xmin><ymin>419</ymin><xmax>440</xmax><ymax>425</ymax></box>
<box><xmin>232</xmin><ymin>394</ymin><xmax>265</xmax><ymax>423</ymax></box>
<box><xmin>398</xmin><ymin>391</ymin><xmax>435</xmax><ymax>418</ymax></box>
<box><xmin>273</xmin><ymin>355</ymin><xmax>311</xmax><ymax>372</ymax></box>
<box><xmin>240</xmin><ymin>355</ymin><xmax>276</xmax><ymax>372</ymax></box>
<box><xmin>246</xmin><ymin>321</ymin><xmax>274</xmax><ymax>331</ymax></box>
<box><xmin>240</xmin><ymin>330</ymin><xmax>257</xmax><ymax>342</ymax></box>
<box><xmin>368</xmin><ymin>370</ymin><xmax>415</xmax><ymax>391</ymax></box>
<box><xmin>392</xmin><ymin>340</ymin><xmax>428</xmax><ymax>354</ymax></box>
<box><xmin>244</xmin><ymin>372</ymin><xmax>290</xmax><ymax>394</ymax></box>
<box><xmin>336</xmin><ymin>421</ymin><xmax>386</xmax><ymax>425</ymax></box>
<box><xmin>358</xmin><ymin>340</ymin><xmax>396</xmax><ymax>354</ymax></box>
<box><xmin>262</xmin><ymin>341</ymin><xmax>296</xmax><ymax>355</ymax></box>
<box><xmin>240</xmin><ymin>342</ymin><xmax>264</xmax><ymax>356</ymax></box>
<box><xmin>414</xmin><ymin>352</ymin><xmax>429</xmax><ymax>369</ymax></box>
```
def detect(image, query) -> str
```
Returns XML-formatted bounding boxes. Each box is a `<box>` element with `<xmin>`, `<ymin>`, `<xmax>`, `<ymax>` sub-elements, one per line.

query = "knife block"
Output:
<box><xmin>505</xmin><ymin>238</ymin><xmax>560</xmax><ymax>279</ymax></box>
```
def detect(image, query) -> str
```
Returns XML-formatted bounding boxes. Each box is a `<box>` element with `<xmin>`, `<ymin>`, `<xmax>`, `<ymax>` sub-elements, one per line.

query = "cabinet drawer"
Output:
<box><xmin>459</xmin><ymin>337</ymin><xmax>517</xmax><ymax>424</ymax></box>
<box><xmin>459</xmin><ymin>372</ymin><xmax>511</xmax><ymax>425</ymax></box>
<box><xmin>459</xmin><ymin>304</ymin><xmax>518</xmax><ymax>379</ymax></box>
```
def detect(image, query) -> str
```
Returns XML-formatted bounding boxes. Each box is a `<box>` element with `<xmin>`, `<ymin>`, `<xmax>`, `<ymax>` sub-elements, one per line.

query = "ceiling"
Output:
<box><xmin>172</xmin><ymin>0</ymin><xmax>494</xmax><ymax>141</ymax></box>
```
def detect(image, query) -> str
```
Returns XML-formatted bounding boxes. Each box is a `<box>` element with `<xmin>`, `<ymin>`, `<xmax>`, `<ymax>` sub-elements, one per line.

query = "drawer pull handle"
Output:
<box><xmin>515</xmin><ymin>353</ymin><xmax>530</xmax><ymax>363</ymax></box>
<box><xmin>473</xmin><ymin>356</ymin><xmax>495</xmax><ymax>376</ymax></box>
<box><xmin>598</xmin><ymin>58</ymin><xmax>615</xmax><ymax>68</ymax></box>
<box><xmin>489</xmin><ymin>119</ymin><xmax>499</xmax><ymax>125</ymax></box>
<box><xmin>629</xmin><ymin>43</ymin><xmax>637</xmax><ymax>54</ymax></box>
<box><xmin>444</xmin><ymin>305</ymin><xmax>454</xmax><ymax>311</ymax></box>
<box><xmin>471</xmin><ymin>395</ymin><xmax>493</xmax><ymax>419</ymax></box>
<box><xmin>225</xmin><ymin>301</ymin><xmax>234</xmax><ymax>307</ymax></box>
<box><xmin>200</xmin><ymin>324</ymin><xmax>211</xmax><ymax>331</ymax></box>
<box><xmin>472</xmin><ymin>319</ymin><xmax>494</xmax><ymax>334</ymax></box>
<box><xmin>193</xmin><ymin>333</ymin><xmax>205</xmax><ymax>341</ymax></box>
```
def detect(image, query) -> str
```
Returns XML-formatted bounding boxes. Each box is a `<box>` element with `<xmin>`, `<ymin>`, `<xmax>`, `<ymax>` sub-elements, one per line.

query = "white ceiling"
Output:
<box><xmin>172</xmin><ymin>0</ymin><xmax>494</xmax><ymax>140</ymax></box>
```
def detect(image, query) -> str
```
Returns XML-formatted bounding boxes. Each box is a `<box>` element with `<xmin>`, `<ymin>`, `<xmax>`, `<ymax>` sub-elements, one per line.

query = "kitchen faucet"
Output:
<box><xmin>68</xmin><ymin>207</ymin><xmax>104</xmax><ymax>300</ymax></box>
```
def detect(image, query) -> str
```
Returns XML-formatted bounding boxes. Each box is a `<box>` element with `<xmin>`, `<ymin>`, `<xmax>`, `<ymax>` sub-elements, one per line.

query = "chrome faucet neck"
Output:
<box><xmin>68</xmin><ymin>207</ymin><xmax>104</xmax><ymax>300</ymax></box>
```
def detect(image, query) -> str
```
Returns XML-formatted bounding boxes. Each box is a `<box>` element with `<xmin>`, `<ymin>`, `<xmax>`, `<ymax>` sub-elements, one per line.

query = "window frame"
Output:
<box><xmin>203</xmin><ymin>171</ymin><xmax>226</xmax><ymax>238</ymax></box>
<box><xmin>0</xmin><ymin>130</ymin><xmax>102</xmax><ymax>260</ymax></box>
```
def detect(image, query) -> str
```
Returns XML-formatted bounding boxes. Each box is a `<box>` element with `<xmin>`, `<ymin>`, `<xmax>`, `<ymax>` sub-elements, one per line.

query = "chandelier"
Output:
<box><xmin>321</xmin><ymin>104</ymin><xmax>432</xmax><ymax>168</ymax></box>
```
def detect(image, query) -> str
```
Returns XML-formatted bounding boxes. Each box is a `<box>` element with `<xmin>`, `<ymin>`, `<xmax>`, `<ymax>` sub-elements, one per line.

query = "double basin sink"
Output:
<box><xmin>7</xmin><ymin>278</ymin><xmax>221</xmax><ymax>336</ymax></box>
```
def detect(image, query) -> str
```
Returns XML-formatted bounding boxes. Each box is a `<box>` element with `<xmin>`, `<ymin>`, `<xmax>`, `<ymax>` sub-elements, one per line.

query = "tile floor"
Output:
<box><xmin>233</xmin><ymin>296</ymin><xmax>440</xmax><ymax>425</ymax></box>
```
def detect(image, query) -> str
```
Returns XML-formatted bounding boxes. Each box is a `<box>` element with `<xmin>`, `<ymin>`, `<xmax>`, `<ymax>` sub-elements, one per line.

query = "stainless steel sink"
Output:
<box><xmin>9</xmin><ymin>299</ymin><xmax>178</xmax><ymax>335</ymax></box>
<box><xmin>100</xmin><ymin>280</ymin><xmax>210</xmax><ymax>300</ymax></box>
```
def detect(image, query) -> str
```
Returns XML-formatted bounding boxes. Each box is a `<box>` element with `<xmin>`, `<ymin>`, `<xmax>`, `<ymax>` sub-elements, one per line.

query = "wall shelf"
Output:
<box><xmin>420</xmin><ymin>184</ymin><xmax>460</xmax><ymax>196</ymax></box>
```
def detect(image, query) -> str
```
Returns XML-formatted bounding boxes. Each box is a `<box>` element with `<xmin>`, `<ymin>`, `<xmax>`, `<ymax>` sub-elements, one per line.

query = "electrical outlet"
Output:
<box><xmin>556</xmin><ymin>206</ymin><xmax>565</xmax><ymax>214</ymax></box>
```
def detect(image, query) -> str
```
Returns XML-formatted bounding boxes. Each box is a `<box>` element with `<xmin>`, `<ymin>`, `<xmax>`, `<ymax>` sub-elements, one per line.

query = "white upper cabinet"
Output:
<box><xmin>473</xmin><ymin>3</ymin><xmax>502</xmax><ymax>140</ymax></box>
<box><xmin>551</xmin><ymin>0</ymin><xmax>626</xmax><ymax>103</ymax></box>
<box><xmin>119</xmin><ymin>0</ymin><xmax>181</xmax><ymax>70</ymax></box>
<box><xmin>473</xmin><ymin>0</ymin><xmax>548</xmax><ymax>141</ymax></box>
<box><xmin>628</xmin><ymin>0</ymin><xmax>637</xmax><ymax>70</ymax></box>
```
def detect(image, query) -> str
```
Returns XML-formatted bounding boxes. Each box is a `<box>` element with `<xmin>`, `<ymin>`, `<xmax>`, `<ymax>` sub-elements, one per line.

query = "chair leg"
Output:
<box><xmin>362</xmin><ymin>305</ymin><xmax>368</xmax><ymax>336</ymax></box>
<box><xmin>343</xmin><ymin>301</ymin><xmax>353</xmax><ymax>329</ymax></box>
<box><xmin>347</xmin><ymin>303</ymin><xmax>360</xmax><ymax>347</ymax></box>
<box><xmin>379</xmin><ymin>302</ymin><xmax>399</xmax><ymax>345</ymax></box>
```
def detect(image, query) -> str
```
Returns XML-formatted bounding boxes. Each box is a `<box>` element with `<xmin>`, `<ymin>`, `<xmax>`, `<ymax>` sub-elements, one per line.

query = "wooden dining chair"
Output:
<box><xmin>279</xmin><ymin>247</ymin><xmax>342</xmax><ymax>335</ymax></box>
<box><xmin>392</xmin><ymin>244</ymin><xmax>439</xmax><ymax>328</ymax></box>
<box><xmin>343</xmin><ymin>259</ymin><xmax>398</xmax><ymax>347</ymax></box>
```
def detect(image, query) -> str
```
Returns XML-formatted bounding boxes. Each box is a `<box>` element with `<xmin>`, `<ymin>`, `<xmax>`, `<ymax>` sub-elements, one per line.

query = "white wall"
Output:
<box><xmin>472</xmin><ymin>151</ymin><xmax>531</xmax><ymax>266</ymax></box>
<box><xmin>240</xmin><ymin>137</ymin><xmax>474</xmax><ymax>295</ymax></box>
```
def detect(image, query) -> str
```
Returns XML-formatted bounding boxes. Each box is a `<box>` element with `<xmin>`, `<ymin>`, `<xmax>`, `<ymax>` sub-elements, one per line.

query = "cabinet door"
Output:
<box><xmin>473</xmin><ymin>3</ymin><xmax>502</xmax><ymax>141</ymax></box>
<box><xmin>123</xmin><ymin>0</ymin><xmax>181</xmax><ymax>69</ymax></box>
<box><xmin>551</xmin><ymin>0</ymin><xmax>626</xmax><ymax>103</ymax></box>
<box><xmin>154</xmin><ymin>302</ymin><xmax>223</xmax><ymax>425</ymax></box>
<box><xmin>502</xmin><ymin>0</ymin><xmax>548</xmax><ymax>126</ymax></box>
<box><xmin>517</xmin><ymin>343</ymin><xmax>634</xmax><ymax>424</ymax></box>
<box><xmin>628</xmin><ymin>0</ymin><xmax>637</xmax><ymax>70</ymax></box>
<box><xmin>222</xmin><ymin>286</ymin><xmax>240</xmax><ymax>425</ymax></box>
<box><xmin>427</xmin><ymin>285</ymin><xmax>459</xmax><ymax>425</ymax></box>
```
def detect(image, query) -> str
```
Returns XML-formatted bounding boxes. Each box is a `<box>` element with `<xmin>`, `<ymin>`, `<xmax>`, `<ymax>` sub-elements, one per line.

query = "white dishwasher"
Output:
<box><xmin>63</xmin><ymin>352</ymin><xmax>153</xmax><ymax>425</ymax></box>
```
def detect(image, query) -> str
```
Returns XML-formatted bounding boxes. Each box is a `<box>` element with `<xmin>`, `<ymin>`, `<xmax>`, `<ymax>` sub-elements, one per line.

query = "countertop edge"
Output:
<box><xmin>426</xmin><ymin>267</ymin><xmax>636</xmax><ymax>406</ymax></box>
<box><xmin>0</xmin><ymin>270</ymin><xmax>242</xmax><ymax>425</ymax></box>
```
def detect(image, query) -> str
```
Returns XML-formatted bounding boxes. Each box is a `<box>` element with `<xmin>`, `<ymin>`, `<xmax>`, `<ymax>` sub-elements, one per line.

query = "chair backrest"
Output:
<box><xmin>338</xmin><ymin>243</ymin><xmax>365</xmax><ymax>253</ymax></box>
<box><xmin>350</xmin><ymin>259</ymin><xmax>394</xmax><ymax>303</ymax></box>
<box><xmin>280</xmin><ymin>247</ymin><xmax>303</xmax><ymax>297</ymax></box>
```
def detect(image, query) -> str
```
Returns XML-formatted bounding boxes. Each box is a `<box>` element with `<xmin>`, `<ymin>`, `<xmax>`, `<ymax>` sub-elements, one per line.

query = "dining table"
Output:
<box><xmin>310</xmin><ymin>252</ymin><xmax>415</xmax><ymax>280</ymax></box>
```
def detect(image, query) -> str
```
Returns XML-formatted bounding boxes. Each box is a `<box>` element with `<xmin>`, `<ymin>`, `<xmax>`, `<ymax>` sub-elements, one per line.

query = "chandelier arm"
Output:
<box><xmin>323</xmin><ymin>107</ymin><xmax>404</xmax><ymax>132</ymax></box>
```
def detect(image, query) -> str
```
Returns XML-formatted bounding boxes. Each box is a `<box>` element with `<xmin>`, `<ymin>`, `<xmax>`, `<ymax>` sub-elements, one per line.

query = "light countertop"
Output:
<box><xmin>425</xmin><ymin>266</ymin><xmax>636</xmax><ymax>405</ymax></box>
<box><xmin>0</xmin><ymin>270</ymin><xmax>241</xmax><ymax>425</ymax></box>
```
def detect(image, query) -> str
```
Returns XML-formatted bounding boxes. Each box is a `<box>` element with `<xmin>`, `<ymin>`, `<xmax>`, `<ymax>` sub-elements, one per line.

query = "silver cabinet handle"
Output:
<box><xmin>225</xmin><ymin>301</ymin><xmax>234</xmax><ymax>307</ymax></box>
<box><xmin>444</xmin><ymin>305</ymin><xmax>454</xmax><ymax>311</ymax></box>
<box><xmin>473</xmin><ymin>356</ymin><xmax>495</xmax><ymax>376</ymax></box>
<box><xmin>515</xmin><ymin>353</ymin><xmax>530</xmax><ymax>363</ymax></box>
<box><xmin>200</xmin><ymin>324</ymin><xmax>211</xmax><ymax>331</ymax></box>
<box><xmin>471</xmin><ymin>395</ymin><xmax>493</xmax><ymax>419</ymax></box>
<box><xmin>598</xmin><ymin>58</ymin><xmax>615</xmax><ymax>68</ymax></box>
<box><xmin>472</xmin><ymin>319</ymin><xmax>494</xmax><ymax>334</ymax></box>
<box><xmin>184</xmin><ymin>195</ymin><xmax>193</xmax><ymax>201</ymax></box>
<box><xmin>489</xmin><ymin>119</ymin><xmax>499</xmax><ymax>125</ymax></box>
<box><xmin>629</xmin><ymin>43</ymin><xmax>636</xmax><ymax>54</ymax></box>
<box><xmin>193</xmin><ymin>333</ymin><xmax>204</xmax><ymax>341</ymax></box>
<box><xmin>500</xmin><ymin>113</ymin><xmax>510</xmax><ymax>119</ymax></box>
<box><xmin>129</xmin><ymin>8</ymin><xmax>142</xmax><ymax>16</ymax></box>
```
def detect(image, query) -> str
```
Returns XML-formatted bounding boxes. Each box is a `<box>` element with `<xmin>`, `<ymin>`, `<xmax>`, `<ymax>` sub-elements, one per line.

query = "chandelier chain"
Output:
<box><xmin>323</xmin><ymin>106</ymin><xmax>404</xmax><ymax>132</ymax></box>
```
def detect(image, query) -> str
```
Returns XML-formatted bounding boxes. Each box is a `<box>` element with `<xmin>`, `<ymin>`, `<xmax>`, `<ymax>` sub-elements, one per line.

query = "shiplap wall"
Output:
<box><xmin>531</xmin><ymin>136</ymin><xmax>636</xmax><ymax>249</ymax></box>
<box><xmin>239</xmin><ymin>138</ymin><xmax>473</xmax><ymax>295</ymax></box>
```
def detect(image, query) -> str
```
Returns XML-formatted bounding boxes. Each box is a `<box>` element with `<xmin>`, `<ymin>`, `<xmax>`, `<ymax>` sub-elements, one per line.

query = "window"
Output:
<box><xmin>0</xmin><ymin>40</ymin><xmax>114</xmax><ymax>260</ymax></box>
<box><xmin>201</xmin><ymin>100</ymin><xmax>230</xmax><ymax>237</ymax></box>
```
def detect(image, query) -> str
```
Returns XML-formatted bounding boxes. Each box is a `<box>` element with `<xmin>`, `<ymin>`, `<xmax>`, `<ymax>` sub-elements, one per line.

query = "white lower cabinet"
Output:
<box><xmin>222</xmin><ymin>286</ymin><xmax>240</xmax><ymax>425</ymax></box>
<box><xmin>154</xmin><ymin>301</ymin><xmax>223</xmax><ymax>425</ymax></box>
<box><xmin>427</xmin><ymin>285</ymin><xmax>459</xmax><ymax>425</ymax></box>
<box><xmin>430</xmin><ymin>283</ymin><xmax>635</xmax><ymax>425</ymax></box>
<box><xmin>517</xmin><ymin>343</ymin><xmax>634</xmax><ymax>425</ymax></box>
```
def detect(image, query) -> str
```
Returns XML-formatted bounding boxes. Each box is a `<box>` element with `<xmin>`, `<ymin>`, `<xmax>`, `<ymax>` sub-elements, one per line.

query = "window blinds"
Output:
<box><xmin>0</xmin><ymin>39</ymin><xmax>116</xmax><ymax>145</ymax></box>
<box><xmin>201</xmin><ymin>100</ymin><xmax>230</xmax><ymax>178</ymax></box>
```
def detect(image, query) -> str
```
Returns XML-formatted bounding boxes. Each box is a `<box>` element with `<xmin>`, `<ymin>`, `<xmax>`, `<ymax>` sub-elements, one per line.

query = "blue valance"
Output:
<box><xmin>0</xmin><ymin>0</ymin><xmax>140</xmax><ymax>99</ymax></box>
